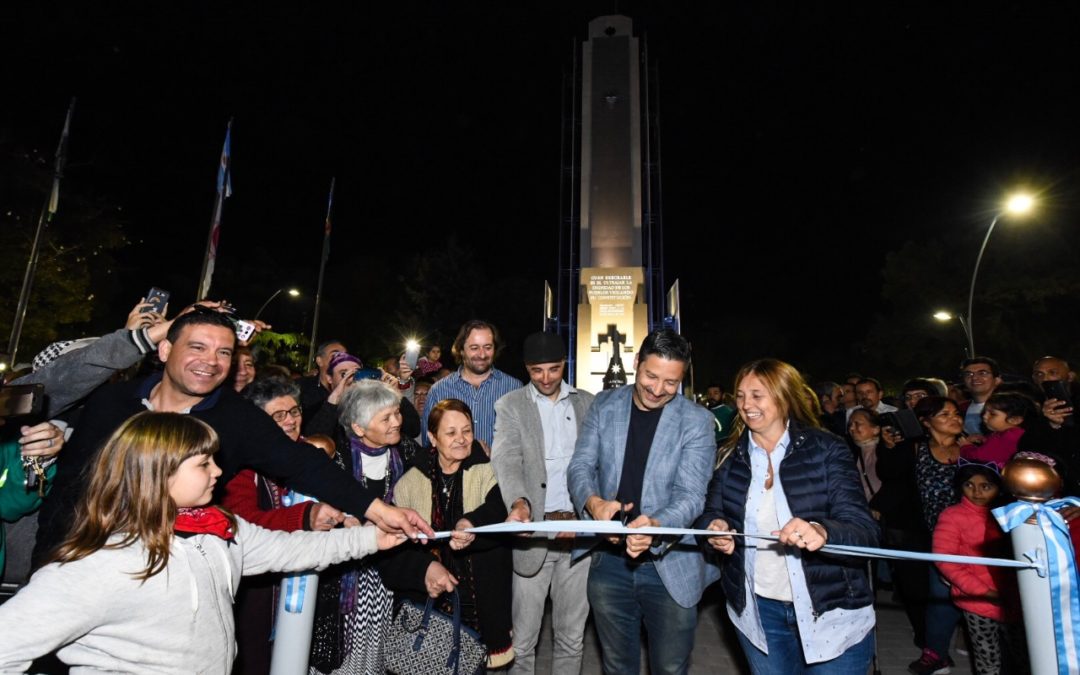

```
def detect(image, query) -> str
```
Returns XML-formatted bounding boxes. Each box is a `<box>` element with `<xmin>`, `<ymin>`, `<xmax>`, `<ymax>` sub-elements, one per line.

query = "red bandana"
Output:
<box><xmin>175</xmin><ymin>507</ymin><xmax>235</xmax><ymax>540</ymax></box>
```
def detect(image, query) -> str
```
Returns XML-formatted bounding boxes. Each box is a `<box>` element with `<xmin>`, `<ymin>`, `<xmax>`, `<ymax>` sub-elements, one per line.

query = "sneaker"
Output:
<box><xmin>908</xmin><ymin>648</ymin><xmax>952</xmax><ymax>675</ymax></box>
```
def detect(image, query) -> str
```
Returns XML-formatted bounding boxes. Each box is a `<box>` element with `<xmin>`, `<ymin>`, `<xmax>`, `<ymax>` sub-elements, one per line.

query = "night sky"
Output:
<box><xmin>4</xmin><ymin>3</ymin><xmax>1080</xmax><ymax>385</ymax></box>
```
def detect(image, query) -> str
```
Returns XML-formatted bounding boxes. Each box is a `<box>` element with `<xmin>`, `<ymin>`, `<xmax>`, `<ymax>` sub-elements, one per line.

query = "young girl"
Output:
<box><xmin>0</xmin><ymin>411</ymin><xmax>402</xmax><ymax>673</ymax></box>
<box><xmin>932</xmin><ymin>461</ymin><xmax>1028</xmax><ymax>675</ymax></box>
<box><xmin>962</xmin><ymin>392</ymin><xmax>1037</xmax><ymax>469</ymax></box>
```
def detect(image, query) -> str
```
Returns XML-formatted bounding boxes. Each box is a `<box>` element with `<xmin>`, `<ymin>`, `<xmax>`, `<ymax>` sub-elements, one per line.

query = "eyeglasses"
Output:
<box><xmin>270</xmin><ymin>406</ymin><xmax>302</xmax><ymax>422</ymax></box>
<box><xmin>962</xmin><ymin>369</ymin><xmax>993</xmax><ymax>379</ymax></box>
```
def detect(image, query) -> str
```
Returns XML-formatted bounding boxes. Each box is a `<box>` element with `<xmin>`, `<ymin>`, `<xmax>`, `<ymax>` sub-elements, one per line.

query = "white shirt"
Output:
<box><xmin>530</xmin><ymin>381</ymin><xmax>577</xmax><ymax>513</ymax></box>
<box><xmin>845</xmin><ymin>400</ymin><xmax>897</xmax><ymax>421</ymax></box>
<box><xmin>729</xmin><ymin>426</ymin><xmax>876</xmax><ymax>663</ymax></box>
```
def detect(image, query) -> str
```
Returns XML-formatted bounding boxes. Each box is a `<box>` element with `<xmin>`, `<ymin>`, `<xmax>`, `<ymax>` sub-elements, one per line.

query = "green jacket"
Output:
<box><xmin>1</xmin><ymin>439</ymin><xmax>54</xmax><ymax>575</ymax></box>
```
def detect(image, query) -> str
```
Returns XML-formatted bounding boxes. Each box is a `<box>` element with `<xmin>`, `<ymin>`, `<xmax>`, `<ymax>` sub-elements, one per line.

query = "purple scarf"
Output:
<box><xmin>339</xmin><ymin>436</ymin><xmax>405</xmax><ymax>614</ymax></box>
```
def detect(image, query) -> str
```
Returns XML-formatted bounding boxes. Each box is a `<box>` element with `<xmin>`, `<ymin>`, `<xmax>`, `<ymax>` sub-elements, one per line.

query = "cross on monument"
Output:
<box><xmin>598</xmin><ymin>323</ymin><xmax>628</xmax><ymax>389</ymax></box>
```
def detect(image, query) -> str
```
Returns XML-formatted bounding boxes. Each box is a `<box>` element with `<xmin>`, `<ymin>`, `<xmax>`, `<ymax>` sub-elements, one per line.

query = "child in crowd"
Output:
<box><xmin>932</xmin><ymin>461</ymin><xmax>1028</xmax><ymax>675</ymax></box>
<box><xmin>0</xmin><ymin>411</ymin><xmax>403</xmax><ymax>673</ymax></box>
<box><xmin>962</xmin><ymin>392</ymin><xmax>1037</xmax><ymax>469</ymax></box>
<box><xmin>416</xmin><ymin>344</ymin><xmax>442</xmax><ymax>377</ymax></box>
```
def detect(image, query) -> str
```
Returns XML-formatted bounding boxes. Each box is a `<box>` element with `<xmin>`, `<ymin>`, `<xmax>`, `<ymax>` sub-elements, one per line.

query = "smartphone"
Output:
<box><xmin>878</xmin><ymin>409</ymin><xmax>923</xmax><ymax>440</ymax></box>
<box><xmin>1042</xmin><ymin>380</ymin><xmax>1073</xmax><ymax>406</ymax></box>
<box><xmin>404</xmin><ymin>342</ymin><xmax>421</xmax><ymax>370</ymax></box>
<box><xmin>353</xmin><ymin>367</ymin><xmax>383</xmax><ymax>382</ymax></box>
<box><xmin>234</xmin><ymin>319</ymin><xmax>256</xmax><ymax>343</ymax></box>
<box><xmin>0</xmin><ymin>384</ymin><xmax>44</xmax><ymax>419</ymax></box>
<box><xmin>142</xmin><ymin>287</ymin><xmax>170</xmax><ymax>314</ymax></box>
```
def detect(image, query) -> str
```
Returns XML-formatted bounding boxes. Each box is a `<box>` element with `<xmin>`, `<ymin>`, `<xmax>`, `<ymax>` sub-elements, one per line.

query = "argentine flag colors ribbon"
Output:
<box><xmin>993</xmin><ymin>497</ymin><xmax>1080</xmax><ymax>675</ymax></box>
<box><xmin>280</xmin><ymin>490</ymin><xmax>319</xmax><ymax>613</ymax></box>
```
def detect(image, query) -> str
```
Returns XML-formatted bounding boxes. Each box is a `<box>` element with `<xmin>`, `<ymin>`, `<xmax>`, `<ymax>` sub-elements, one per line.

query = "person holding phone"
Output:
<box><xmin>1023</xmin><ymin>355</ymin><xmax>1080</xmax><ymax>497</ymax></box>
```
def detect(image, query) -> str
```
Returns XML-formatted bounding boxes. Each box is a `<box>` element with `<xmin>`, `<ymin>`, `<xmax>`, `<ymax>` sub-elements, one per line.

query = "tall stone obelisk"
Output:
<box><xmin>575</xmin><ymin>15</ymin><xmax>651</xmax><ymax>392</ymax></box>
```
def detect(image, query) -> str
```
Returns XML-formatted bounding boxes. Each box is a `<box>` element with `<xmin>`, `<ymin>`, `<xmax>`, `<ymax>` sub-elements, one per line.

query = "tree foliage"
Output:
<box><xmin>0</xmin><ymin>142</ymin><xmax>128</xmax><ymax>364</ymax></box>
<box><xmin>858</xmin><ymin>218</ymin><xmax>1080</xmax><ymax>384</ymax></box>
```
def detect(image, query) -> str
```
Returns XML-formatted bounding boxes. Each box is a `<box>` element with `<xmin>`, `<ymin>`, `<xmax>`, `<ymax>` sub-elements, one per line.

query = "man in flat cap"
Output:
<box><xmin>491</xmin><ymin>332</ymin><xmax>595</xmax><ymax>675</ymax></box>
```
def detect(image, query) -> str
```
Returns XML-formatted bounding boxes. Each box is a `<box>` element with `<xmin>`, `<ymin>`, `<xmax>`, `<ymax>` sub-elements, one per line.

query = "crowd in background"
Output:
<box><xmin>0</xmin><ymin>297</ymin><xmax>1077</xmax><ymax>675</ymax></box>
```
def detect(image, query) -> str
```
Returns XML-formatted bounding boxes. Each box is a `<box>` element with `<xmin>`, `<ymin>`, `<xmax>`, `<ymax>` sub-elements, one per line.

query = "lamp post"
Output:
<box><xmin>255</xmin><ymin>288</ymin><xmax>300</xmax><ymax>321</ymax></box>
<box><xmin>933</xmin><ymin>311</ymin><xmax>973</xmax><ymax>358</ymax></box>
<box><xmin>966</xmin><ymin>193</ymin><xmax>1034</xmax><ymax>355</ymax></box>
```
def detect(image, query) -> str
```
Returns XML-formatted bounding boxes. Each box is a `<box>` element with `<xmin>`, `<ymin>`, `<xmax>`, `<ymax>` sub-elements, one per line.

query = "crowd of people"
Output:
<box><xmin>0</xmin><ymin>297</ymin><xmax>1077</xmax><ymax>675</ymax></box>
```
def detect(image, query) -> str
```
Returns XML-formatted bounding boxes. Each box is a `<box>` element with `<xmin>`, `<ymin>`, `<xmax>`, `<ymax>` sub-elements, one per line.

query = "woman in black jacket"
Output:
<box><xmin>697</xmin><ymin>358</ymin><xmax>880</xmax><ymax>674</ymax></box>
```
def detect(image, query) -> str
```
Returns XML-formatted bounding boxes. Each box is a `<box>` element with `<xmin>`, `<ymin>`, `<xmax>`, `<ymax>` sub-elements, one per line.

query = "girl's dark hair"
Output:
<box><xmin>984</xmin><ymin>392</ymin><xmax>1038</xmax><ymax>427</ymax></box>
<box><xmin>953</xmin><ymin>463</ymin><xmax>1004</xmax><ymax>500</ymax></box>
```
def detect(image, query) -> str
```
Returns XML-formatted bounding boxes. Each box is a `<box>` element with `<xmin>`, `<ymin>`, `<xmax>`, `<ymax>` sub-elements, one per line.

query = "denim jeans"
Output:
<box><xmin>736</xmin><ymin>595</ymin><xmax>875</xmax><ymax>674</ymax></box>
<box><xmin>925</xmin><ymin>566</ymin><xmax>961</xmax><ymax>657</ymax></box>
<box><xmin>586</xmin><ymin>550</ymin><xmax>698</xmax><ymax>675</ymax></box>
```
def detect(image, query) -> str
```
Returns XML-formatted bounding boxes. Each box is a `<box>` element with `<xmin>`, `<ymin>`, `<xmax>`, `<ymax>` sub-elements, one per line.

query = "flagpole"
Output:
<box><xmin>6</xmin><ymin>97</ymin><xmax>76</xmax><ymax>369</ymax></box>
<box><xmin>197</xmin><ymin>118</ymin><xmax>233</xmax><ymax>300</ymax></box>
<box><xmin>307</xmin><ymin>177</ymin><xmax>335</xmax><ymax>371</ymax></box>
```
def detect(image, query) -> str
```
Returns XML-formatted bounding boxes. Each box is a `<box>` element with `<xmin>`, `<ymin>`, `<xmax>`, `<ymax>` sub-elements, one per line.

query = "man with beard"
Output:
<box><xmin>34</xmin><ymin>310</ymin><xmax>431</xmax><ymax>564</ymax></box>
<box><xmin>420</xmin><ymin>319</ymin><xmax>522</xmax><ymax>452</ymax></box>
<box><xmin>567</xmin><ymin>329</ymin><xmax>716</xmax><ymax>675</ymax></box>
<box><xmin>492</xmin><ymin>332</ymin><xmax>595</xmax><ymax>675</ymax></box>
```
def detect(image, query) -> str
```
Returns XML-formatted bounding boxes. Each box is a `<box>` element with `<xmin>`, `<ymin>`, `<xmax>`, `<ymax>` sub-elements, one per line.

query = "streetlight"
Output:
<box><xmin>254</xmin><ymin>288</ymin><xmax>300</xmax><ymax>321</ymax></box>
<box><xmin>933</xmin><ymin>311</ymin><xmax>973</xmax><ymax>358</ymax></box>
<box><xmin>966</xmin><ymin>192</ymin><xmax>1035</xmax><ymax>355</ymax></box>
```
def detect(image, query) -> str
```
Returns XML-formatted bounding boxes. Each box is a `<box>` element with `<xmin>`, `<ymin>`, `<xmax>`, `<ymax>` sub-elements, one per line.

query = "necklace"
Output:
<box><xmin>439</xmin><ymin>472</ymin><xmax>455</xmax><ymax>497</ymax></box>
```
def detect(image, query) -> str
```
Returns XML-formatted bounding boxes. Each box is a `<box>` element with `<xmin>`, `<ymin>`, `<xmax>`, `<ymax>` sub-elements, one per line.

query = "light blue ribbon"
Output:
<box><xmin>993</xmin><ymin>497</ymin><xmax>1080</xmax><ymax>675</ymax></box>
<box><xmin>280</xmin><ymin>490</ymin><xmax>318</xmax><ymax>613</ymax></box>
<box><xmin>429</xmin><ymin>520</ymin><xmax>1038</xmax><ymax>569</ymax></box>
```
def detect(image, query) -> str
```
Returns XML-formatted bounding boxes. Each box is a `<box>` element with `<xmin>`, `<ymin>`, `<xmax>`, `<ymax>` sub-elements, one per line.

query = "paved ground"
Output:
<box><xmin>533</xmin><ymin>588</ymin><xmax>973</xmax><ymax>674</ymax></box>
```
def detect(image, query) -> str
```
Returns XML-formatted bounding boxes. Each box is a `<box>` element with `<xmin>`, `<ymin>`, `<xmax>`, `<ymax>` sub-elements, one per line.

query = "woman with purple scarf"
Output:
<box><xmin>306</xmin><ymin>378</ymin><xmax>421</xmax><ymax>674</ymax></box>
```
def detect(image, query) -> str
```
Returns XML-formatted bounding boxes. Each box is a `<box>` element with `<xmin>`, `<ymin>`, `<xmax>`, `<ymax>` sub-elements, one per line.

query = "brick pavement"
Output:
<box><xmin>532</xmin><ymin>588</ymin><xmax>973</xmax><ymax>674</ymax></box>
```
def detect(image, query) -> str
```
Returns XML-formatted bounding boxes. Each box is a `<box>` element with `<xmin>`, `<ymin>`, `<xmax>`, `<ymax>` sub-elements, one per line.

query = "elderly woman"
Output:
<box><xmin>287</xmin><ymin>378</ymin><xmax>418</xmax><ymax>674</ymax></box>
<box><xmin>698</xmin><ymin>358</ymin><xmax>879</xmax><ymax>674</ymax></box>
<box><xmin>380</xmin><ymin>399</ymin><xmax>514</xmax><ymax>670</ymax></box>
<box><xmin>221</xmin><ymin>376</ymin><xmax>347</xmax><ymax>675</ymax></box>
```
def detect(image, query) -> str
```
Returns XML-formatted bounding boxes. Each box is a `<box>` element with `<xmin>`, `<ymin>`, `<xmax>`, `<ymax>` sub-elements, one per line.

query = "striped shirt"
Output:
<box><xmin>421</xmin><ymin>368</ymin><xmax>523</xmax><ymax>447</ymax></box>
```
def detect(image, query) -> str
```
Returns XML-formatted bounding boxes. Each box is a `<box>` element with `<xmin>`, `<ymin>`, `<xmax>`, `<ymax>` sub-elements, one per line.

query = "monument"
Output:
<box><xmin>548</xmin><ymin>15</ymin><xmax>676</xmax><ymax>392</ymax></box>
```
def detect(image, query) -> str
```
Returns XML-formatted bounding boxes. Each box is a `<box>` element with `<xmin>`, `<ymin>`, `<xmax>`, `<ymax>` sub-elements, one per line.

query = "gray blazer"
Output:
<box><xmin>566</xmin><ymin>385</ymin><xmax>719</xmax><ymax>608</ymax></box>
<box><xmin>491</xmin><ymin>384</ymin><xmax>595</xmax><ymax>577</ymax></box>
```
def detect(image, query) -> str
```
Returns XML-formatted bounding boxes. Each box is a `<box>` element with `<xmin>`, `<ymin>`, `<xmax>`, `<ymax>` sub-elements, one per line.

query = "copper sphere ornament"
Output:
<box><xmin>1002</xmin><ymin>454</ymin><xmax>1062</xmax><ymax>503</ymax></box>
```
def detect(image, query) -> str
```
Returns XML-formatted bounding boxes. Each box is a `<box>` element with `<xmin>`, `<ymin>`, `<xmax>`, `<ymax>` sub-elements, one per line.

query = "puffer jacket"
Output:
<box><xmin>696</xmin><ymin>420</ymin><xmax>880</xmax><ymax>616</ymax></box>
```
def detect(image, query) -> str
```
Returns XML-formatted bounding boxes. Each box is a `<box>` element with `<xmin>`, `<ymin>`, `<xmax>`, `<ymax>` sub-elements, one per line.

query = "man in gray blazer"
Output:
<box><xmin>492</xmin><ymin>332</ymin><xmax>595</xmax><ymax>675</ymax></box>
<box><xmin>567</xmin><ymin>329</ymin><xmax>717</xmax><ymax>675</ymax></box>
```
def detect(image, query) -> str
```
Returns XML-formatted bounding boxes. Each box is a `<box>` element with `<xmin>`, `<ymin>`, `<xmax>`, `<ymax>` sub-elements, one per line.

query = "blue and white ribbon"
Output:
<box><xmin>280</xmin><ymin>490</ymin><xmax>318</xmax><ymax>613</ymax></box>
<box><xmin>993</xmin><ymin>497</ymin><xmax>1080</xmax><ymax>675</ymax></box>
<box><xmin>418</xmin><ymin>520</ymin><xmax>1037</xmax><ymax>570</ymax></box>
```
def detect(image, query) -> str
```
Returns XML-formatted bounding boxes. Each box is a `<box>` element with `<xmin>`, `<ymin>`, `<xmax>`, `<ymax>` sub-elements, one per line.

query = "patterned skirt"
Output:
<box><xmin>309</xmin><ymin>563</ymin><xmax>394</xmax><ymax>675</ymax></box>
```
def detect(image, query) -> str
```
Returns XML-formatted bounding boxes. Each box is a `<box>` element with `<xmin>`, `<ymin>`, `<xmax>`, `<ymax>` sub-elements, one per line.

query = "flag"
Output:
<box><xmin>197</xmin><ymin>119</ymin><xmax>233</xmax><ymax>300</ymax></box>
<box><xmin>307</xmin><ymin>177</ymin><xmax>335</xmax><ymax>370</ymax></box>
<box><xmin>48</xmin><ymin>98</ymin><xmax>76</xmax><ymax>215</ymax></box>
<box><xmin>321</xmin><ymin>177</ymin><xmax>334</xmax><ymax>260</ymax></box>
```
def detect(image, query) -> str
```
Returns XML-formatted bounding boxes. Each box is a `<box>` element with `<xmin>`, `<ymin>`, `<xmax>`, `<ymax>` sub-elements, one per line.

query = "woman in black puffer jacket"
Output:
<box><xmin>696</xmin><ymin>358</ymin><xmax>880</xmax><ymax>674</ymax></box>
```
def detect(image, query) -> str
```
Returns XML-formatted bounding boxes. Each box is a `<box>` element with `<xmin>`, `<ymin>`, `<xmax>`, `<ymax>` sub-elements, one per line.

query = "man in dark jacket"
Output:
<box><xmin>34</xmin><ymin>310</ymin><xmax>431</xmax><ymax>564</ymax></box>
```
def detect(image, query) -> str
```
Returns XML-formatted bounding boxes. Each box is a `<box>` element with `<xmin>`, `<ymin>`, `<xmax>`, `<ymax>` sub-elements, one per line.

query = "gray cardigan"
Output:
<box><xmin>0</xmin><ymin>517</ymin><xmax>379</xmax><ymax>673</ymax></box>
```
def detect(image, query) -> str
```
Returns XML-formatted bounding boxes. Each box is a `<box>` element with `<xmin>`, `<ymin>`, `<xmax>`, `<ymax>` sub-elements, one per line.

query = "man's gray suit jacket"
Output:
<box><xmin>491</xmin><ymin>384</ymin><xmax>595</xmax><ymax>577</ymax></box>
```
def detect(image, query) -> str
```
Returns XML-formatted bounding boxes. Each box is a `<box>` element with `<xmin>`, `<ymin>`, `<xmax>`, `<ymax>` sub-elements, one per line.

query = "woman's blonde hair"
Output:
<box><xmin>50</xmin><ymin>411</ymin><xmax>229</xmax><ymax>580</ymax></box>
<box><xmin>717</xmin><ymin>358</ymin><xmax>821</xmax><ymax>467</ymax></box>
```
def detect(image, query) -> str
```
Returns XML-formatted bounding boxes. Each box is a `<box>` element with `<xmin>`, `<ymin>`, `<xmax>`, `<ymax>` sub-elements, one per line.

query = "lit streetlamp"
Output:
<box><xmin>966</xmin><ymin>193</ymin><xmax>1035</xmax><ymax>355</ymax></box>
<box><xmin>933</xmin><ymin>311</ymin><xmax>973</xmax><ymax>358</ymax></box>
<box><xmin>255</xmin><ymin>288</ymin><xmax>300</xmax><ymax>321</ymax></box>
